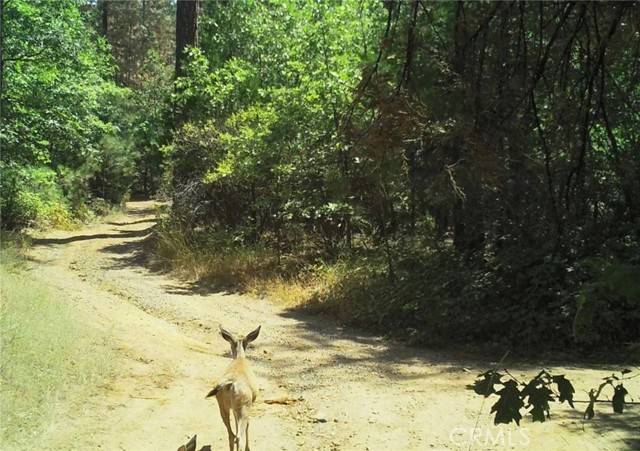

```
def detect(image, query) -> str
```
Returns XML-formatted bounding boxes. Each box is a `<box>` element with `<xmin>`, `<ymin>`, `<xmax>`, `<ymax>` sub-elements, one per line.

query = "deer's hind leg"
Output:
<box><xmin>235</xmin><ymin>408</ymin><xmax>249</xmax><ymax>451</ymax></box>
<box><xmin>217</xmin><ymin>393</ymin><xmax>235</xmax><ymax>451</ymax></box>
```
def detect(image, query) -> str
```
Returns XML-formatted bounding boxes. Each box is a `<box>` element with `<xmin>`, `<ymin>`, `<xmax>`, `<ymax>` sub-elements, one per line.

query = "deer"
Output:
<box><xmin>206</xmin><ymin>325</ymin><xmax>261</xmax><ymax>451</ymax></box>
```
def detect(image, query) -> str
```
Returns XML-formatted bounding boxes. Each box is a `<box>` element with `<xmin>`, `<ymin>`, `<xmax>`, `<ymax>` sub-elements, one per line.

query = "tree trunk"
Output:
<box><xmin>175</xmin><ymin>0</ymin><xmax>198</xmax><ymax>78</ymax></box>
<box><xmin>100</xmin><ymin>0</ymin><xmax>108</xmax><ymax>36</ymax></box>
<box><xmin>0</xmin><ymin>0</ymin><xmax>5</xmax><ymax>118</ymax></box>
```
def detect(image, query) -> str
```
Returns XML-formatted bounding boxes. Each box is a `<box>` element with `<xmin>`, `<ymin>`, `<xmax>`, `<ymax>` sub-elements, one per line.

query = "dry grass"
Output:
<box><xmin>153</xmin><ymin>223</ymin><xmax>355</xmax><ymax>308</ymax></box>
<box><xmin>246</xmin><ymin>275</ymin><xmax>315</xmax><ymax>307</ymax></box>
<box><xmin>0</xmin><ymin>246</ymin><xmax>113</xmax><ymax>450</ymax></box>
<box><xmin>154</xmin><ymin>226</ymin><xmax>276</xmax><ymax>287</ymax></box>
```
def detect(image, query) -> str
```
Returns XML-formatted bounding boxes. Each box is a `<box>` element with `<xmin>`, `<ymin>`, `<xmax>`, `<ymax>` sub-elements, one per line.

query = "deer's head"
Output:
<box><xmin>219</xmin><ymin>325</ymin><xmax>261</xmax><ymax>359</ymax></box>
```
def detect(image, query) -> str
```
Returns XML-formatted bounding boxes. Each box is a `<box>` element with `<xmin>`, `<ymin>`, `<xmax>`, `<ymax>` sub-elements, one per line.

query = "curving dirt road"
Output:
<box><xmin>27</xmin><ymin>201</ymin><xmax>638</xmax><ymax>451</ymax></box>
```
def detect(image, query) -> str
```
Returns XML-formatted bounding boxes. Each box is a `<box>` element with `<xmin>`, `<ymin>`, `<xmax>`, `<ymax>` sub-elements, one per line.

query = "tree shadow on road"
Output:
<box><xmin>107</xmin><ymin>218</ymin><xmax>157</xmax><ymax>226</ymax></box>
<box><xmin>31</xmin><ymin>227</ymin><xmax>154</xmax><ymax>246</ymax></box>
<box><xmin>93</xmin><ymin>221</ymin><xmax>633</xmax><ymax>377</ymax></box>
<box><xmin>551</xmin><ymin>407</ymin><xmax>640</xmax><ymax>450</ymax></box>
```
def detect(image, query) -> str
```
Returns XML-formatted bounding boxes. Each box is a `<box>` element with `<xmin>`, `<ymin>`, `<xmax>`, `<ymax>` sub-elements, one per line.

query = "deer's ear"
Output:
<box><xmin>245</xmin><ymin>325</ymin><xmax>261</xmax><ymax>344</ymax></box>
<box><xmin>220</xmin><ymin>326</ymin><xmax>235</xmax><ymax>343</ymax></box>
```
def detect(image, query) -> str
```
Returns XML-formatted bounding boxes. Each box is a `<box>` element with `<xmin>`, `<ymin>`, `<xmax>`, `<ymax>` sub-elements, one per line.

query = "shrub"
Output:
<box><xmin>0</xmin><ymin>164</ymin><xmax>74</xmax><ymax>229</ymax></box>
<box><xmin>573</xmin><ymin>260</ymin><xmax>640</xmax><ymax>346</ymax></box>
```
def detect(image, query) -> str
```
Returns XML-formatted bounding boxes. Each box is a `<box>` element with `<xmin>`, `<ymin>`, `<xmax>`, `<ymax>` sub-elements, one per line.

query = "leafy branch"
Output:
<box><xmin>469</xmin><ymin>368</ymin><xmax>636</xmax><ymax>426</ymax></box>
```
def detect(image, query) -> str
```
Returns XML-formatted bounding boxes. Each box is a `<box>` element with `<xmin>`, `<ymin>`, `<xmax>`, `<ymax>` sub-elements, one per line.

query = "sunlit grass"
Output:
<box><xmin>152</xmin><ymin>222</ymin><xmax>388</xmax><ymax>330</ymax></box>
<box><xmin>154</xmin><ymin>223</ymin><xmax>351</xmax><ymax>306</ymax></box>
<box><xmin>155</xmin><ymin>223</ymin><xmax>280</xmax><ymax>288</ymax></box>
<box><xmin>0</xmin><ymin>246</ymin><xmax>112</xmax><ymax>449</ymax></box>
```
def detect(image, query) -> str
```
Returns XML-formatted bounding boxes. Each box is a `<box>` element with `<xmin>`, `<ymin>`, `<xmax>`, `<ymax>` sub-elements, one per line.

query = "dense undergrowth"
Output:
<box><xmin>155</xmin><ymin>221</ymin><xmax>640</xmax><ymax>354</ymax></box>
<box><xmin>0</xmin><ymin>244</ymin><xmax>113</xmax><ymax>449</ymax></box>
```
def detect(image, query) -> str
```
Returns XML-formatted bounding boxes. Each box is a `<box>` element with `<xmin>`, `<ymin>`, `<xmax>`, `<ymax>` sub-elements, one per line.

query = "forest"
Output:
<box><xmin>2</xmin><ymin>0</ymin><xmax>639</xmax><ymax>354</ymax></box>
<box><xmin>2</xmin><ymin>1</ymin><xmax>640</xmax><ymax>450</ymax></box>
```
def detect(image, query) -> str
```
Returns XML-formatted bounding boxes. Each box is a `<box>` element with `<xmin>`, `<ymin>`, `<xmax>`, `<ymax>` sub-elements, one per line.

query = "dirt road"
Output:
<box><xmin>26</xmin><ymin>201</ymin><xmax>638</xmax><ymax>450</ymax></box>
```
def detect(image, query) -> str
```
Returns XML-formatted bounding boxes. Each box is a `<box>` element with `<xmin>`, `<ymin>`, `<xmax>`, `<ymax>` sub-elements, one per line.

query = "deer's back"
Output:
<box><xmin>221</xmin><ymin>357</ymin><xmax>258</xmax><ymax>405</ymax></box>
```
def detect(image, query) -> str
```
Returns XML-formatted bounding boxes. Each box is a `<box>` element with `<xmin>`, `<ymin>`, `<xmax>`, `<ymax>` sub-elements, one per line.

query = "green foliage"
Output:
<box><xmin>0</xmin><ymin>163</ymin><xmax>73</xmax><ymax>229</ymax></box>
<box><xmin>0</xmin><ymin>0</ymin><xmax>161</xmax><ymax>229</ymax></box>
<box><xmin>163</xmin><ymin>1</ymin><xmax>639</xmax><ymax>352</ymax></box>
<box><xmin>170</xmin><ymin>0</ymin><xmax>385</xmax><ymax>251</ymax></box>
<box><xmin>1</xmin><ymin>0</ymin><xmax>114</xmax><ymax>167</ymax></box>
<box><xmin>573</xmin><ymin>260</ymin><xmax>640</xmax><ymax>345</ymax></box>
<box><xmin>88</xmin><ymin>134</ymin><xmax>138</xmax><ymax>204</ymax></box>
<box><xmin>128</xmin><ymin>51</ymin><xmax>174</xmax><ymax>196</ymax></box>
<box><xmin>96</xmin><ymin>0</ymin><xmax>175</xmax><ymax>88</ymax></box>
